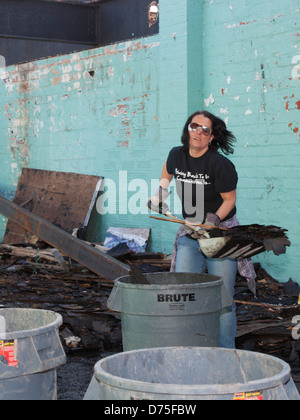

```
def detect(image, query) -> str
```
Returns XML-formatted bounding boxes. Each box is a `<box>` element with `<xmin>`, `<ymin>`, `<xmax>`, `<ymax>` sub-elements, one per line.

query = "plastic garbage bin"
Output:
<box><xmin>108</xmin><ymin>273</ymin><xmax>231</xmax><ymax>351</ymax></box>
<box><xmin>0</xmin><ymin>308</ymin><xmax>66</xmax><ymax>400</ymax></box>
<box><xmin>84</xmin><ymin>346</ymin><xmax>300</xmax><ymax>400</ymax></box>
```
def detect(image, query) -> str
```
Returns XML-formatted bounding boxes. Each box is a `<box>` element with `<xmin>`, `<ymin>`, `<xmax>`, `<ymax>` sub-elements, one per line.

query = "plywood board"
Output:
<box><xmin>3</xmin><ymin>168</ymin><xmax>103</xmax><ymax>244</ymax></box>
<box><xmin>0</xmin><ymin>195</ymin><xmax>131</xmax><ymax>280</ymax></box>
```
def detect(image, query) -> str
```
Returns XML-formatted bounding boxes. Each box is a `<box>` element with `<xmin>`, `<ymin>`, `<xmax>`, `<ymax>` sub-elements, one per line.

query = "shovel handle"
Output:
<box><xmin>149</xmin><ymin>215</ymin><xmax>229</xmax><ymax>231</ymax></box>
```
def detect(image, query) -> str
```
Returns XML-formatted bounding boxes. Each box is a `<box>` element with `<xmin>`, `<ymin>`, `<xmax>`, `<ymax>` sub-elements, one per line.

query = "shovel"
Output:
<box><xmin>147</xmin><ymin>200</ymin><xmax>227</xmax><ymax>231</ymax></box>
<box><xmin>148</xmin><ymin>201</ymin><xmax>290</xmax><ymax>259</ymax></box>
<box><xmin>147</xmin><ymin>200</ymin><xmax>237</xmax><ymax>258</ymax></box>
<box><xmin>147</xmin><ymin>200</ymin><xmax>184</xmax><ymax>224</ymax></box>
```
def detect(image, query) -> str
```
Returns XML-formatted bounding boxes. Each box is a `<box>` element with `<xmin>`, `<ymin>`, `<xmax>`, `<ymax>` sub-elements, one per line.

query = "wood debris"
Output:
<box><xmin>0</xmin><ymin>242</ymin><xmax>171</xmax><ymax>353</ymax></box>
<box><xmin>235</xmin><ymin>263</ymin><xmax>300</xmax><ymax>386</ymax></box>
<box><xmin>0</xmin><ymin>243</ymin><xmax>298</xmax><ymax>389</ymax></box>
<box><xmin>3</xmin><ymin>168</ymin><xmax>103</xmax><ymax>244</ymax></box>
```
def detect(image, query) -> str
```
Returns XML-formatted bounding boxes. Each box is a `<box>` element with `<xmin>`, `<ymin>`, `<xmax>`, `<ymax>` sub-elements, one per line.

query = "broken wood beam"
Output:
<box><xmin>235</xmin><ymin>300</ymin><xmax>298</xmax><ymax>310</ymax></box>
<box><xmin>0</xmin><ymin>196</ymin><xmax>131</xmax><ymax>280</ymax></box>
<box><xmin>0</xmin><ymin>244</ymin><xmax>59</xmax><ymax>264</ymax></box>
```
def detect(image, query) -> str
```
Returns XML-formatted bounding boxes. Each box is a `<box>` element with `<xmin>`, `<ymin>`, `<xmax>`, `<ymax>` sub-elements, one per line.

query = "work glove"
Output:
<box><xmin>190</xmin><ymin>213</ymin><xmax>221</xmax><ymax>239</ymax></box>
<box><xmin>147</xmin><ymin>186</ymin><xmax>171</xmax><ymax>214</ymax></box>
<box><xmin>205</xmin><ymin>213</ymin><xmax>221</xmax><ymax>227</ymax></box>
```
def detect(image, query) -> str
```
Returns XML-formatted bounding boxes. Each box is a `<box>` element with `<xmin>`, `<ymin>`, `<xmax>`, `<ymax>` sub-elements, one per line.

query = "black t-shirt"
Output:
<box><xmin>166</xmin><ymin>146</ymin><xmax>238</xmax><ymax>222</ymax></box>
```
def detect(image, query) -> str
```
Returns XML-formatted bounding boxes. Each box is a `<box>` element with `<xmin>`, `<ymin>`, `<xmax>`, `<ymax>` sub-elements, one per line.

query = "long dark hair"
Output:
<box><xmin>181</xmin><ymin>110</ymin><xmax>236</xmax><ymax>155</ymax></box>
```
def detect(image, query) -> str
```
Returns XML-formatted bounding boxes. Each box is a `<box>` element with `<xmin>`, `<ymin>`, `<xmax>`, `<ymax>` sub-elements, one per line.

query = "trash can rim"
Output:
<box><xmin>0</xmin><ymin>308</ymin><xmax>63</xmax><ymax>340</ymax></box>
<box><xmin>115</xmin><ymin>274</ymin><xmax>223</xmax><ymax>290</ymax></box>
<box><xmin>93</xmin><ymin>347</ymin><xmax>291</xmax><ymax>396</ymax></box>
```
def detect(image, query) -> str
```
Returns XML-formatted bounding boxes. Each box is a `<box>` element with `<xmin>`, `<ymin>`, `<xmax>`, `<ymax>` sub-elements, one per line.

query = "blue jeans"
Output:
<box><xmin>175</xmin><ymin>235</ymin><xmax>237</xmax><ymax>349</ymax></box>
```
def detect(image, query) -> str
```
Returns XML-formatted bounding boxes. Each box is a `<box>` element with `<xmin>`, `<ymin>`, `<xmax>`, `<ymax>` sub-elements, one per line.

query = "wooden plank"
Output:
<box><xmin>0</xmin><ymin>244</ymin><xmax>58</xmax><ymax>263</ymax></box>
<box><xmin>4</xmin><ymin>168</ymin><xmax>103</xmax><ymax>244</ymax></box>
<box><xmin>235</xmin><ymin>300</ymin><xmax>298</xmax><ymax>310</ymax></box>
<box><xmin>0</xmin><ymin>196</ymin><xmax>131</xmax><ymax>281</ymax></box>
<box><xmin>236</xmin><ymin>319</ymin><xmax>294</xmax><ymax>338</ymax></box>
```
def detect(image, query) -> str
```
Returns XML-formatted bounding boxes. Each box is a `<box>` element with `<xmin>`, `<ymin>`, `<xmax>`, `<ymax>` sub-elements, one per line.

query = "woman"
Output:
<box><xmin>150</xmin><ymin>110</ymin><xmax>256</xmax><ymax>348</ymax></box>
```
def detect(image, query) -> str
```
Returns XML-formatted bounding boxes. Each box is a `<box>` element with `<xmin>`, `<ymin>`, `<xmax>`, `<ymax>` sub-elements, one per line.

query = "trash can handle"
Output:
<box><xmin>107</xmin><ymin>282</ymin><xmax>122</xmax><ymax>312</ymax></box>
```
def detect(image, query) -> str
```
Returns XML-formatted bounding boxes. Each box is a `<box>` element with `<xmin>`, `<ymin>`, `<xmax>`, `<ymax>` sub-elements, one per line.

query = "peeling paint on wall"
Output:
<box><xmin>292</xmin><ymin>55</ymin><xmax>300</xmax><ymax>79</ymax></box>
<box><xmin>204</xmin><ymin>93</ymin><xmax>215</xmax><ymax>107</ymax></box>
<box><xmin>285</xmin><ymin>94</ymin><xmax>300</xmax><ymax>111</ymax></box>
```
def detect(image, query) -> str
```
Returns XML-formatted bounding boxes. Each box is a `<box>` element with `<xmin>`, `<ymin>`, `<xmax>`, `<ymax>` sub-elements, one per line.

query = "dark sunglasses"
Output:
<box><xmin>188</xmin><ymin>122</ymin><xmax>212</xmax><ymax>136</ymax></box>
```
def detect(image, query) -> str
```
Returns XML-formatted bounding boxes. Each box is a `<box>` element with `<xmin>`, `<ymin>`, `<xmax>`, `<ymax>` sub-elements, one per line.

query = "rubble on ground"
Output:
<box><xmin>0</xmin><ymin>243</ymin><xmax>299</xmax><ymax>399</ymax></box>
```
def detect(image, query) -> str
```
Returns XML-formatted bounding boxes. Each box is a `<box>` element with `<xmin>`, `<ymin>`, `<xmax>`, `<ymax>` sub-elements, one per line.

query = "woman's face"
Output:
<box><xmin>188</xmin><ymin>114</ymin><xmax>214</xmax><ymax>156</ymax></box>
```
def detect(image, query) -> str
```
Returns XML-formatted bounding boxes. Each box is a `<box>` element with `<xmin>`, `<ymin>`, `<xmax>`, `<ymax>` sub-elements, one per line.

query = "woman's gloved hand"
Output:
<box><xmin>190</xmin><ymin>213</ymin><xmax>221</xmax><ymax>239</ymax></box>
<box><xmin>205</xmin><ymin>213</ymin><xmax>221</xmax><ymax>227</ymax></box>
<box><xmin>147</xmin><ymin>186</ymin><xmax>171</xmax><ymax>212</ymax></box>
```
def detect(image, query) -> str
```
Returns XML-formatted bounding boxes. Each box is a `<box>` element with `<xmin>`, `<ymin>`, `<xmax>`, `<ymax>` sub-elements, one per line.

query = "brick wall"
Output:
<box><xmin>0</xmin><ymin>0</ymin><xmax>299</xmax><ymax>283</ymax></box>
<box><xmin>201</xmin><ymin>0</ymin><xmax>300</xmax><ymax>282</ymax></box>
<box><xmin>0</xmin><ymin>40</ymin><xmax>164</xmax><ymax>243</ymax></box>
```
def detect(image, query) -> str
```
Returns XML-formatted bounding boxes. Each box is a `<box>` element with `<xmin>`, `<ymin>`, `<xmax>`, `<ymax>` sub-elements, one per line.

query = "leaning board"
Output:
<box><xmin>3</xmin><ymin>168</ymin><xmax>103</xmax><ymax>244</ymax></box>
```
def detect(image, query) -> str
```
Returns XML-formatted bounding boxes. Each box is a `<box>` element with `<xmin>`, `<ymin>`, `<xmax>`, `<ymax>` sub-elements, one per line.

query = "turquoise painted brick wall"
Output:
<box><xmin>0</xmin><ymin>40</ymin><xmax>167</xmax><ymax>246</ymax></box>
<box><xmin>201</xmin><ymin>0</ymin><xmax>300</xmax><ymax>283</ymax></box>
<box><xmin>0</xmin><ymin>0</ymin><xmax>299</xmax><ymax>284</ymax></box>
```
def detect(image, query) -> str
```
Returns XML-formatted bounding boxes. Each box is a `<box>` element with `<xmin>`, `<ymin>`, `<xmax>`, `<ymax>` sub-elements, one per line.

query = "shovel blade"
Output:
<box><xmin>198</xmin><ymin>237</ymin><xmax>231</xmax><ymax>258</ymax></box>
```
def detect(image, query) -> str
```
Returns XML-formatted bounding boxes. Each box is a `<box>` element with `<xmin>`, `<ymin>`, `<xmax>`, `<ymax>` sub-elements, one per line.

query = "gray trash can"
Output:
<box><xmin>84</xmin><ymin>347</ymin><xmax>300</xmax><ymax>400</ymax></box>
<box><xmin>0</xmin><ymin>308</ymin><xmax>66</xmax><ymax>400</ymax></box>
<box><xmin>108</xmin><ymin>273</ymin><xmax>231</xmax><ymax>351</ymax></box>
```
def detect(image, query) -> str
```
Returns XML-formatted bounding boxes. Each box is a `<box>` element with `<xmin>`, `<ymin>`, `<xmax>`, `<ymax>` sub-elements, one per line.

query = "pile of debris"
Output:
<box><xmin>235</xmin><ymin>263</ymin><xmax>300</xmax><ymax>387</ymax></box>
<box><xmin>0</xmin><ymin>240</ymin><xmax>171</xmax><ymax>400</ymax></box>
<box><xmin>0</xmin><ymin>242</ymin><xmax>299</xmax><ymax>398</ymax></box>
<box><xmin>0</xmin><ymin>241</ymin><xmax>171</xmax><ymax>352</ymax></box>
<box><xmin>0</xmin><ymin>168</ymin><xmax>299</xmax><ymax>399</ymax></box>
